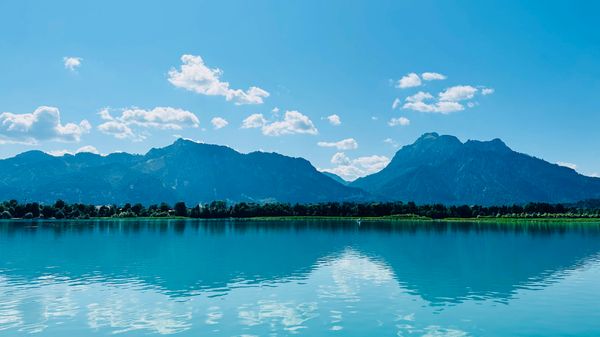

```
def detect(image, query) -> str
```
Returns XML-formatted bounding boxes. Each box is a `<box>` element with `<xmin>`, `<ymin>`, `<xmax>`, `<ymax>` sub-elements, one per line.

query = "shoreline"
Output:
<box><xmin>1</xmin><ymin>215</ymin><xmax>600</xmax><ymax>223</ymax></box>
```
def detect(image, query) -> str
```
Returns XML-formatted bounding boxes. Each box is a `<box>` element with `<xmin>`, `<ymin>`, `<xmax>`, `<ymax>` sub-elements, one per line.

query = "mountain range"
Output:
<box><xmin>1</xmin><ymin>133</ymin><xmax>599</xmax><ymax>205</ymax></box>
<box><xmin>350</xmin><ymin>133</ymin><xmax>600</xmax><ymax>205</ymax></box>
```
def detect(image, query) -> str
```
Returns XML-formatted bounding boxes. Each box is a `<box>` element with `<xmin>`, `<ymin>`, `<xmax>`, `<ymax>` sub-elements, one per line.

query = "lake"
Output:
<box><xmin>1</xmin><ymin>220</ymin><xmax>600</xmax><ymax>336</ymax></box>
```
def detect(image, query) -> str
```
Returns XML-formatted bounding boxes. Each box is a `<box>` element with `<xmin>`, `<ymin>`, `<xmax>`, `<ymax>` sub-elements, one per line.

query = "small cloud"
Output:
<box><xmin>242</xmin><ymin>111</ymin><xmax>318</xmax><ymax>136</ymax></box>
<box><xmin>211</xmin><ymin>117</ymin><xmax>229</xmax><ymax>129</ymax></box>
<box><xmin>168</xmin><ymin>54</ymin><xmax>269</xmax><ymax>105</ymax></box>
<box><xmin>439</xmin><ymin>85</ymin><xmax>478</xmax><ymax>102</ymax></box>
<box><xmin>271</xmin><ymin>107</ymin><xmax>280</xmax><ymax>114</ymax></box>
<box><xmin>323</xmin><ymin>152</ymin><xmax>390</xmax><ymax>181</ymax></box>
<box><xmin>402</xmin><ymin>90</ymin><xmax>465</xmax><ymax>114</ymax></box>
<box><xmin>241</xmin><ymin>113</ymin><xmax>268</xmax><ymax>129</ymax></box>
<box><xmin>482</xmin><ymin>87</ymin><xmax>495</xmax><ymax>95</ymax></box>
<box><xmin>261</xmin><ymin>110</ymin><xmax>318</xmax><ymax>136</ymax></box>
<box><xmin>421</xmin><ymin>72</ymin><xmax>446</xmax><ymax>81</ymax></box>
<box><xmin>557</xmin><ymin>161</ymin><xmax>577</xmax><ymax>170</ymax></box>
<box><xmin>406</xmin><ymin>91</ymin><xmax>434</xmax><ymax>103</ymax></box>
<box><xmin>326</xmin><ymin>114</ymin><xmax>341</xmax><ymax>126</ymax></box>
<box><xmin>388</xmin><ymin>117</ymin><xmax>410</xmax><ymax>127</ymax></box>
<box><xmin>392</xmin><ymin>98</ymin><xmax>401</xmax><ymax>110</ymax></box>
<box><xmin>63</xmin><ymin>57</ymin><xmax>82</xmax><ymax>71</ymax></box>
<box><xmin>317</xmin><ymin>138</ymin><xmax>358</xmax><ymax>150</ymax></box>
<box><xmin>395</xmin><ymin>73</ymin><xmax>421</xmax><ymax>89</ymax></box>
<box><xmin>371</xmin><ymin>116</ymin><xmax>379</xmax><ymax>121</ymax></box>
<box><xmin>383</xmin><ymin>138</ymin><xmax>399</xmax><ymax>148</ymax></box>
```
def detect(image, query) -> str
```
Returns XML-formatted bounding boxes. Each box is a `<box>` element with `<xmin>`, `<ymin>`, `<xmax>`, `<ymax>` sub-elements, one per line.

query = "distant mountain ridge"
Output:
<box><xmin>1</xmin><ymin>134</ymin><xmax>599</xmax><ymax>205</ymax></box>
<box><xmin>0</xmin><ymin>139</ymin><xmax>365</xmax><ymax>204</ymax></box>
<box><xmin>350</xmin><ymin>132</ymin><xmax>600</xmax><ymax>205</ymax></box>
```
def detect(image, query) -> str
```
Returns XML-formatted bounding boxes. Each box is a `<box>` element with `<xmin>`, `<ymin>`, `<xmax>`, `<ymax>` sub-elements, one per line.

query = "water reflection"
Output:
<box><xmin>1</xmin><ymin>220</ymin><xmax>600</xmax><ymax>336</ymax></box>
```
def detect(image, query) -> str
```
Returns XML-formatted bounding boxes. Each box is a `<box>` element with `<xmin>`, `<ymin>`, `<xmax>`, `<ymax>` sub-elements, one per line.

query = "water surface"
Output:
<box><xmin>1</xmin><ymin>220</ymin><xmax>600</xmax><ymax>336</ymax></box>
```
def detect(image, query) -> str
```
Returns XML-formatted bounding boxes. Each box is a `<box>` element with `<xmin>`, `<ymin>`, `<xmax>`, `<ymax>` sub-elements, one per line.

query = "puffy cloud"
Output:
<box><xmin>98</xmin><ymin>107</ymin><xmax>199</xmax><ymax>140</ymax></box>
<box><xmin>324</xmin><ymin>152</ymin><xmax>390</xmax><ymax>181</ymax></box>
<box><xmin>168</xmin><ymin>54</ymin><xmax>269</xmax><ymax>105</ymax></box>
<box><xmin>482</xmin><ymin>87</ymin><xmax>495</xmax><ymax>95</ymax></box>
<box><xmin>388</xmin><ymin>117</ymin><xmax>410</xmax><ymax>126</ymax></box>
<box><xmin>395</xmin><ymin>73</ymin><xmax>421</xmax><ymax>89</ymax></box>
<box><xmin>392</xmin><ymin>98</ymin><xmax>401</xmax><ymax>110</ymax></box>
<box><xmin>317</xmin><ymin>138</ymin><xmax>358</xmax><ymax>150</ymax></box>
<box><xmin>210</xmin><ymin>117</ymin><xmax>229</xmax><ymax>129</ymax></box>
<box><xmin>402</xmin><ymin>90</ymin><xmax>465</xmax><ymax>114</ymax></box>
<box><xmin>406</xmin><ymin>91</ymin><xmax>434</xmax><ymax>103</ymax></box>
<box><xmin>242</xmin><ymin>111</ymin><xmax>318</xmax><ymax>136</ymax></box>
<box><xmin>438</xmin><ymin>85</ymin><xmax>478</xmax><ymax>102</ymax></box>
<box><xmin>557</xmin><ymin>162</ymin><xmax>577</xmax><ymax>170</ymax></box>
<box><xmin>63</xmin><ymin>57</ymin><xmax>82</xmax><ymax>71</ymax></box>
<box><xmin>261</xmin><ymin>110</ymin><xmax>318</xmax><ymax>136</ymax></box>
<box><xmin>331</xmin><ymin>152</ymin><xmax>351</xmax><ymax>165</ymax></box>
<box><xmin>421</xmin><ymin>72</ymin><xmax>446</xmax><ymax>81</ymax></box>
<box><xmin>0</xmin><ymin>106</ymin><xmax>91</xmax><ymax>144</ymax></box>
<box><xmin>97</xmin><ymin>120</ymin><xmax>137</xmax><ymax>140</ymax></box>
<box><xmin>48</xmin><ymin>145</ymin><xmax>100</xmax><ymax>157</ymax></box>
<box><xmin>404</xmin><ymin>101</ymin><xmax>465</xmax><ymax>114</ymax></box>
<box><xmin>241</xmin><ymin>113</ymin><xmax>267</xmax><ymax>129</ymax></box>
<box><xmin>326</xmin><ymin>114</ymin><xmax>341</xmax><ymax>126</ymax></box>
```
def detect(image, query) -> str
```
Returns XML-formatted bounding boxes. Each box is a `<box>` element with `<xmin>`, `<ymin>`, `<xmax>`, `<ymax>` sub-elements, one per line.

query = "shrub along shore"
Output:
<box><xmin>1</xmin><ymin>199</ymin><xmax>600</xmax><ymax>220</ymax></box>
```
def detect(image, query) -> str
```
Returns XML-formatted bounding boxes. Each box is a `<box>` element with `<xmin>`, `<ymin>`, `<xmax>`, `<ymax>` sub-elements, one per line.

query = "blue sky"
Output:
<box><xmin>0</xmin><ymin>0</ymin><xmax>599</xmax><ymax>180</ymax></box>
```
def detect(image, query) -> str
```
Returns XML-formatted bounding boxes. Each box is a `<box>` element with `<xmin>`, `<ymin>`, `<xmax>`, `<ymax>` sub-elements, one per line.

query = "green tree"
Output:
<box><xmin>174</xmin><ymin>202</ymin><xmax>188</xmax><ymax>217</ymax></box>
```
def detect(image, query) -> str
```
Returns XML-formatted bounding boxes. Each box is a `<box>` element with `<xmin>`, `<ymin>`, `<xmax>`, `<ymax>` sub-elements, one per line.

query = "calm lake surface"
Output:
<box><xmin>1</xmin><ymin>220</ymin><xmax>600</xmax><ymax>337</ymax></box>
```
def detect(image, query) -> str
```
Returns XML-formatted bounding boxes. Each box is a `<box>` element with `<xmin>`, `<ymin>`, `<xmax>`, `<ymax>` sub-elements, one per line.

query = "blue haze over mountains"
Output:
<box><xmin>1</xmin><ymin>133</ymin><xmax>599</xmax><ymax>206</ymax></box>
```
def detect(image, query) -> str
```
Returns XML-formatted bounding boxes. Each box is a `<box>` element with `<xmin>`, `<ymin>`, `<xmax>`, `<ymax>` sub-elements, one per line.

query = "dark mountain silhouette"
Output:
<box><xmin>350</xmin><ymin>132</ymin><xmax>600</xmax><ymax>205</ymax></box>
<box><xmin>0</xmin><ymin>139</ymin><xmax>364</xmax><ymax>204</ymax></box>
<box><xmin>1</xmin><ymin>133</ymin><xmax>600</xmax><ymax>205</ymax></box>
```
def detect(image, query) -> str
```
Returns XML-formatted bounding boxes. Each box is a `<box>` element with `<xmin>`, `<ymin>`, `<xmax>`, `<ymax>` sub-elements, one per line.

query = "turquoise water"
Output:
<box><xmin>1</xmin><ymin>220</ymin><xmax>600</xmax><ymax>336</ymax></box>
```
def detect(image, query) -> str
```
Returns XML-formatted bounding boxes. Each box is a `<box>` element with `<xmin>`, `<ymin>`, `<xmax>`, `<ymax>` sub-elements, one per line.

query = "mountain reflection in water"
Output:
<box><xmin>1</xmin><ymin>220</ymin><xmax>600</xmax><ymax>336</ymax></box>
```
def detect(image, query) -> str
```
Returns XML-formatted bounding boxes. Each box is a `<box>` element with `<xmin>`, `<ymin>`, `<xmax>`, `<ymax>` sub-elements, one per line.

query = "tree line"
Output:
<box><xmin>1</xmin><ymin>199</ymin><xmax>600</xmax><ymax>220</ymax></box>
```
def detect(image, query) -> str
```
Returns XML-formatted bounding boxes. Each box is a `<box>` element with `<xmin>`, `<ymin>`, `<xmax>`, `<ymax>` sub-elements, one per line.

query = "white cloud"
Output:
<box><xmin>557</xmin><ymin>162</ymin><xmax>577</xmax><ymax>170</ymax></box>
<box><xmin>48</xmin><ymin>145</ymin><xmax>100</xmax><ymax>157</ymax></box>
<box><xmin>326</xmin><ymin>114</ymin><xmax>341</xmax><ymax>126</ymax></box>
<box><xmin>97</xmin><ymin>120</ymin><xmax>138</xmax><ymax>140</ymax></box>
<box><xmin>395</xmin><ymin>73</ymin><xmax>421</xmax><ymax>89</ymax></box>
<box><xmin>331</xmin><ymin>152</ymin><xmax>351</xmax><ymax>165</ymax></box>
<box><xmin>438</xmin><ymin>85</ymin><xmax>478</xmax><ymax>102</ymax></box>
<box><xmin>317</xmin><ymin>138</ymin><xmax>358</xmax><ymax>150</ymax></box>
<box><xmin>0</xmin><ymin>106</ymin><xmax>91</xmax><ymax>144</ymax></box>
<box><xmin>388</xmin><ymin>117</ymin><xmax>410</xmax><ymax>126</ymax></box>
<box><xmin>392</xmin><ymin>98</ymin><xmax>401</xmax><ymax>110</ymax></box>
<box><xmin>482</xmin><ymin>87</ymin><xmax>495</xmax><ymax>95</ymax></box>
<box><xmin>241</xmin><ymin>113</ymin><xmax>267</xmax><ymax>129</ymax></box>
<box><xmin>261</xmin><ymin>110</ymin><xmax>318</xmax><ymax>136</ymax></box>
<box><xmin>402</xmin><ymin>90</ymin><xmax>465</xmax><ymax>114</ymax></box>
<box><xmin>210</xmin><ymin>117</ymin><xmax>229</xmax><ymax>129</ymax></box>
<box><xmin>383</xmin><ymin>138</ymin><xmax>399</xmax><ymax>148</ymax></box>
<box><xmin>406</xmin><ymin>91</ymin><xmax>434</xmax><ymax>103</ymax></box>
<box><xmin>63</xmin><ymin>57</ymin><xmax>82</xmax><ymax>71</ymax></box>
<box><xmin>168</xmin><ymin>54</ymin><xmax>269</xmax><ymax>105</ymax></box>
<box><xmin>399</xmin><ymin>82</ymin><xmax>491</xmax><ymax>114</ymax></box>
<box><xmin>324</xmin><ymin>152</ymin><xmax>390</xmax><ymax>181</ymax></box>
<box><xmin>421</xmin><ymin>72</ymin><xmax>446</xmax><ymax>81</ymax></box>
<box><xmin>271</xmin><ymin>107</ymin><xmax>280</xmax><ymax>113</ymax></box>
<box><xmin>98</xmin><ymin>107</ymin><xmax>199</xmax><ymax>140</ymax></box>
